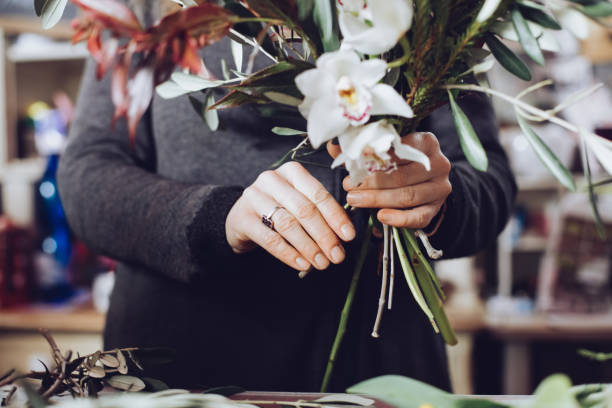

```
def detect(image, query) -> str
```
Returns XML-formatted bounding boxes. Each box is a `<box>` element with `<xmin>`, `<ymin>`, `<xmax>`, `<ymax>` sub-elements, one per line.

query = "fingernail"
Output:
<box><xmin>315</xmin><ymin>253</ymin><xmax>328</xmax><ymax>269</ymax></box>
<box><xmin>298</xmin><ymin>268</ymin><xmax>312</xmax><ymax>279</ymax></box>
<box><xmin>378</xmin><ymin>211</ymin><xmax>390</xmax><ymax>224</ymax></box>
<box><xmin>331</xmin><ymin>246</ymin><xmax>345</xmax><ymax>263</ymax></box>
<box><xmin>341</xmin><ymin>224</ymin><xmax>356</xmax><ymax>241</ymax></box>
<box><xmin>296</xmin><ymin>257</ymin><xmax>310</xmax><ymax>270</ymax></box>
<box><xmin>347</xmin><ymin>191</ymin><xmax>362</xmax><ymax>205</ymax></box>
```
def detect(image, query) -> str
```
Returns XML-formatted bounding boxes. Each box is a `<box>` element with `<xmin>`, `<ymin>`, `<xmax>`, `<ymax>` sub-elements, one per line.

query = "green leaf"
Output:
<box><xmin>41</xmin><ymin>0</ymin><xmax>68</xmax><ymax>30</ymax></box>
<box><xmin>156</xmin><ymin>81</ymin><xmax>191</xmax><ymax>99</ymax></box>
<box><xmin>297</xmin><ymin>0</ymin><xmax>315</xmax><ymax>21</ymax></box>
<box><xmin>348</xmin><ymin>375</ymin><xmax>454</xmax><ymax>408</ymax></box>
<box><xmin>581</xmin><ymin>1</ymin><xmax>612</xmax><ymax>17</ymax></box>
<box><xmin>34</xmin><ymin>0</ymin><xmax>48</xmax><ymax>16</ymax></box>
<box><xmin>511</xmin><ymin>8</ymin><xmax>545</xmax><ymax>66</ymax></box>
<box><xmin>141</xmin><ymin>377</ymin><xmax>170</xmax><ymax>391</ymax></box>
<box><xmin>209</xmin><ymin>90</ymin><xmax>268</xmax><ymax>110</ymax></box>
<box><xmin>264</xmin><ymin>91</ymin><xmax>302</xmax><ymax>106</ymax></box>
<box><xmin>447</xmin><ymin>90</ymin><xmax>488</xmax><ymax>172</ymax></box>
<box><xmin>171</xmin><ymin>72</ymin><xmax>225</xmax><ymax>92</ymax></box>
<box><xmin>189</xmin><ymin>94</ymin><xmax>219</xmax><ymax>131</ymax></box>
<box><xmin>518</xmin><ymin>4</ymin><xmax>562</xmax><ymax>29</ymax></box>
<box><xmin>527</xmin><ymin>374</ymin><xmax>578</xmax><ymax>408</ymax></box>
<box><xmin>580</xmin><ymin>131</ymin><xmax>607</xmax><ymax>238</ymax></box>
<box><xmin>516</xmin><ymin>114</ymin><xmax>576</xmax><ymax>191</ymax></box>
<box><xmin>271</xmin><ymin>127</ymin><xmax>306</xmax><ymax>136</ymax></box>
<box><xmin>231</xmin><ymin>40</ymin><xmax>243</xmax><ymax>72</ymax></box>
<box><xmin>313</xmin><ymin>0</ymin><xmax>339</xmax><ymax>52</ymax></box>
<box><xmin>19</xmin><ymin>381</ymin><xmax>48</xmax><ymax>408</ymax></box>
<box><xmin>485</xmin><ymin>33</ymin><xmax>532</xmax><ymax>81</ymax></box>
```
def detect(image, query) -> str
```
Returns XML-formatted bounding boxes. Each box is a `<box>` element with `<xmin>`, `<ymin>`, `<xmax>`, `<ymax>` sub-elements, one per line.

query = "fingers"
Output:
<box><xmin>245</xmin><ymin>186</ymin><xmax>329</xmax><ymax>270</ymax></box>
<box><xmin>254</xmin><ymin>166</ymin><xmax>347</xmax><ymax>265</ymax></box>
<box><xmin>277</xmin><ymin>161</ymin><xmax>355</xmax><ymax>242</ymax></box>
<box><xmin>246</xmin><ymin>212</ymin><xmax>313</xmax><ymax>272</ymax></box>
<box><xmin>343</xmin><ymin>152</ymin><xmax>451</xmax><ymax>191</ymax></box>
<box><xmin>377</xmin><ymin>201</ymin><xmax>445</xmax><ymax>229</ymax></box>
<box><xmin>346</xmin><ymin>177</ymin><xmax>452</xmax><ymax>209</ymax></box>
<box><xmin>392</xmin><ymin>132</ymin><xmax>440</xmax><ymax>164</ymax></box>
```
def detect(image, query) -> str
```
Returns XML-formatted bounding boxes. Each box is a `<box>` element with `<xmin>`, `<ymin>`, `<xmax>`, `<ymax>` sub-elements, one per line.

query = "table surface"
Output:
<box><xmin>3</xmin><ymin>306</ymin><xmax>612</xmax><ymax>340</ymax></box>
<box><xmin>0</xmin><ymin>307</ymin><xmax>105</xmax><ymax>333</ymax></box>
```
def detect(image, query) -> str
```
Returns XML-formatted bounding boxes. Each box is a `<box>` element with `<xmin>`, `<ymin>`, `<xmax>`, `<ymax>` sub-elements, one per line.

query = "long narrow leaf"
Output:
<box><xmin>581</xmin><ymin>2</ymin><xmax>612</xmax><ymax>18</ymax></box>
<box><xmin>392</xmin><ymin>228</ymin><xmax>436</xmax><ymax>327</ymax></box>
<box><xmin>516</xmin><ymin>114</ymin><xmax>576</xmax><ymax>191</ymax></box>
<box><xmin>580</xmin><ymin>131</ymin><xmax>606</xmax><ymax>238</ymax></box>
<box><xmin>41</xmin><ymin>0</ymin><xmax>68</xmax><ymax>29</ymax></box>
<box><xmin>313</xmin><ymin>0</ymin><xmax>339</xmax><ymax>52</ymax></box>
<box><xmin>485</xmin><ymin>33</ymin><xmax>532</xmax><ymax>81</ymax></box>
<box><xmin>511</xmin><ymin>7</ymin><xmax>545</xmax><ymax>65</ymax></box>
<box><xmin>518</xmin><ymin>4</ymin><xmax>562</xmax><ymax>30</ymax></box>
<box><xmin>448</xmin><ymin>90</ymin><xmax>489</xmax><ymax>172</ymax></box>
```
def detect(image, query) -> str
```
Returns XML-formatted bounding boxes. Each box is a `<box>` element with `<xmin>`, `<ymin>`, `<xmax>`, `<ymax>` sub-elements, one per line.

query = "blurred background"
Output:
<box><xmin>0</xmin><ymin>1</ymin><xmax>611</xmax><ymax>396</ymax></box>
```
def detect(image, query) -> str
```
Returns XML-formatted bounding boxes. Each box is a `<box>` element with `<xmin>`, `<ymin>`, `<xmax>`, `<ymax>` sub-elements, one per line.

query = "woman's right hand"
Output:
<box><xmin>225</xmin><ymin>161</ymin><xmax>356</xmax><ymax>275</ymax></box>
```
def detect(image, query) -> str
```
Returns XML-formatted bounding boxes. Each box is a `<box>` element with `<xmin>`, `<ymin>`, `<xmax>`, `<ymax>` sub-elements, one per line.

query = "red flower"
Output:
<box><xmin>71</xmin><ymin>0</ymin><xmax>236</xmax><ymax>142</ymax></box>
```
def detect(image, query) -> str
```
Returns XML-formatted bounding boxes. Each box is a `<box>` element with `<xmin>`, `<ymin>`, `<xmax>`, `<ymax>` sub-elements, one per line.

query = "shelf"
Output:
<box><xmin>7</xmin><ymin>41</ymin><xmax>88</xmax><ymax>63</ymax></box>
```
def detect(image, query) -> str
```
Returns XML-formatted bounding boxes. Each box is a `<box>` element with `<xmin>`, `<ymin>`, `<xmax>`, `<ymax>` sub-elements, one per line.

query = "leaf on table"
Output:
<box><xmin>106</xmin><ymin>375</ymin><xmax>146</xmax><ymax>392</ymax></box>
<box><xmin>116</xmin><ymin>350</ymin><xmax>128</xmax><ymax>374</ymax></box>
<box><xmin>202</xmin><ymin>385</ymin><xmax>245</xmax><ymax>397</ymax></box>
<box><xmin>100</xmin><ymin>354</ymin><xmax>120</xmax><ymax>368</ymax></box>
<box><xmin>313</xmin><ymin>394</ymin><xmax>375</xmax><ymax>406</ymax></box>
<box><xmin>142</xmin><ymin>377</ymin><xmax>170</xmax><ymax>392</ymax></box>
<box><xmin>525</xmin><ymin>374</ymin><xmax>579</xmax><ymax>408</ymax></box>
<box><xmin>87</xmin><ymin>366</ymin><xmax>106</xmax><ymax>379</ymax></box>
<box><xmin>347</xmin><ymin>375</ymin><xmax>453</xmax><ymax>408</ymax></box>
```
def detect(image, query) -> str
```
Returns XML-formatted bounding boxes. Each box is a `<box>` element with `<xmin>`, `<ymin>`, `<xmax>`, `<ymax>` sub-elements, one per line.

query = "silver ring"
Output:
<box><xmin>262</xmin><ymin>206</ymin><xmax>284</xmax><ymax>230</ymax></box>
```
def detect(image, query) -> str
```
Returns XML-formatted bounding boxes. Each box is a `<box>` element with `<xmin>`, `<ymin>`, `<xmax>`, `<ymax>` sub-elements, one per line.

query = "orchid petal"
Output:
<box><xmin>370</xmin><ymin>84</ymin><xmax>414</xmax><ymax>118</ymax></box>
<box><xmin>393</xmin><ymin>140</ymin><xmax>431</xmax><ymax>171</ymax></box>
<box><xmin>349</xmin><ymin>59</ymin><xmax>387</xmax><ymax>87</ymax></box>
<box><xmin>307</xmin><ymin>98</ymin><xmax>348</xmax><ymax>148</ymax></box>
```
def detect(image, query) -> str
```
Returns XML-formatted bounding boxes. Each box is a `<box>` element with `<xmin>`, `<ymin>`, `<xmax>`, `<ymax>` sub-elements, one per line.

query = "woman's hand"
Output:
<box><xmin>226</xmin><ymin>161</ymin><xmax>356</xmax><ymax>274</ymax></box>
<box><xmin>328</xmin><ymin>132</ymin><xmax>452</xmax><ymax>229</ymax></box>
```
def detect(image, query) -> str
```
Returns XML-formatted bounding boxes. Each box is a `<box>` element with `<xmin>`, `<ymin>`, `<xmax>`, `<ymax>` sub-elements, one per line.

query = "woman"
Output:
<box><xmin>58</xmin><ymin>3</ymin><xmax>516</xmax><ymax>393</ymax></box>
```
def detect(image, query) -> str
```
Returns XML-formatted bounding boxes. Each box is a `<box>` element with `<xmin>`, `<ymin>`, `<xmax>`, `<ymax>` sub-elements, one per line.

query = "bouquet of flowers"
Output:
<box><xmin>34</xmin><ymin>0</ymin><xmax>612</xmax><ymax>391</ymax></box>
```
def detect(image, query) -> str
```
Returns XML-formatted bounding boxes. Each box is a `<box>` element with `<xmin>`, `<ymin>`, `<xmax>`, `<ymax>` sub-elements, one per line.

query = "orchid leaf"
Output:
<box><xmin>516</xmin><ymin>114</ymin><xmax>576</xmax><ymax>191</ymax></box>
<box><xmin>511</xmin><ymin>7</ymin><xmax>545</xmax><ymax>66</ymax></box>
<box><xmin>448</xmin><ymin>90</ymin><xmax>488</xmax><ymax>172</ymax></box>
<box><xmin>485</xmin><ymin>33</ymin><xmax>532</xmax><ymax>81</ymax></box>
<box><xmin>41</xmin><ymin>0</ymin><xmax>68</xmax><ymax>29</ymax></box>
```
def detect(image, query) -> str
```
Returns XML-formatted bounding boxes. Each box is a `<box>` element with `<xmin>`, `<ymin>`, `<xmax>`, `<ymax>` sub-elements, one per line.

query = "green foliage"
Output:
<box><xmin>40</xmin><ymin>0</ymin><xmax>68</xmax><ymax>30</ymax></box>
<box><xmin>448</xmin><ymin>90</ymin><xmax>489</xmax><ymax>172</ymax></box>
<box><xmin>511</xmin><ymin>7</ymin><xmax>545</xmax><ymax>65</ymax></box>
<box><xmin>516</xmin><ymin>114</ymin><xmax>576</xmax><ymax>191</ymax></box>
<box><xmin>485</xmin><ymin>33</ymin><xmax>532</xmax><ymax>81</ymax></box>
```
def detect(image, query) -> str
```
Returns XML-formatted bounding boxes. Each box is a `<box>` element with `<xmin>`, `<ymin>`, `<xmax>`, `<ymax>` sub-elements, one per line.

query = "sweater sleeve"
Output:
<box><xmin>426</xmin><ymin>92</ymin><xmax>517</xmax><ymax>258</ymax></box>
<box><xmin>58</xmin><ymin>58</ymin><xmax>243</xmax><ymax>283</ymax></box>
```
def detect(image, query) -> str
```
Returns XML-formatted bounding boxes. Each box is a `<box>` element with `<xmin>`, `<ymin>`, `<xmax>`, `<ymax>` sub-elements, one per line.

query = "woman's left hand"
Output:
<box><xmin>327</xmin><ymin>132</ymin><xmax>452</xmax><ymax>229</ymax></box>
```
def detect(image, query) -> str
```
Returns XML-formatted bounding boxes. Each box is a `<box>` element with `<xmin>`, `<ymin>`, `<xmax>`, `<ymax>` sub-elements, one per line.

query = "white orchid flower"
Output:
<box><xmin>331</xmin><ymin>121</ymin><xmax>431</xmax><ymax>185</ymax></box>
<box><xmin>337</xmin><ymin>0</ymin><xmax>414</xmax><ymax>55</ymax></box>
<box><xmin>295</xmin><ymin>50</ymin><xmax>413</xmax><ymax>148</ymax></box>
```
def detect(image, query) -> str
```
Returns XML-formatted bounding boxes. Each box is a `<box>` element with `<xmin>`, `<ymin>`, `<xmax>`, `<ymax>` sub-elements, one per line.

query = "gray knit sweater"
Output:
<box><xmin>58</xmin><ymin>35</ymin><xmax>516</xmax><ymax>391</ymax></box>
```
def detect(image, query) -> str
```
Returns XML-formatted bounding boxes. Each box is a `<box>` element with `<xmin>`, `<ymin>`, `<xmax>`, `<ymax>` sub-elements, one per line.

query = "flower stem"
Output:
<box><xmin>387</xmin><ymin>37</ymin><xmax>412</xmax><ymax>69</ymax></box>
<box><xmin>320</xmin><ymin>218</ymin><xmax>373</xmax><ymax>393</ymax></box>
<box><xmin>371</xmin><ymin>224</ymin><xmax>390</xmax><ymax>338</ymax></box>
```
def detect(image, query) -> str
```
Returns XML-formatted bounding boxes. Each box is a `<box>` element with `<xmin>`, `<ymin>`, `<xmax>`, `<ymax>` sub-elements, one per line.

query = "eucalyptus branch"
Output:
<box><xmin>443</xmin><ymin>83</ymin><xmax>582</xmax><ymax>135</ymax></box>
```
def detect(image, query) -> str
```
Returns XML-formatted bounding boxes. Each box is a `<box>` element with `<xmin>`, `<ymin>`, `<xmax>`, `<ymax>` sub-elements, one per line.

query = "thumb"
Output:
<box><xmin>326</xmin><ymin>140</ymin><xmax>342</xmax><ymax>160</ymax></box>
